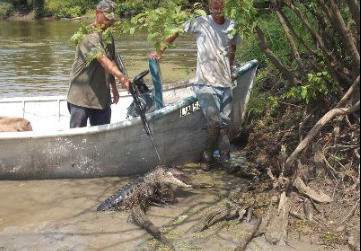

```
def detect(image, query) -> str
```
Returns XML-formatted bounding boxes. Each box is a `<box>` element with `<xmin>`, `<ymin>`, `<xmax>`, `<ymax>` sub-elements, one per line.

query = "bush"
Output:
<box><xmin>0</xmin><ymin>2</ymin><xmax>13</xmax><ymax>18</ymax></box>
<box><xmin>45</xmin><ymin>0</ymin><xmax>95</xmax><ymax>18</ymax></box>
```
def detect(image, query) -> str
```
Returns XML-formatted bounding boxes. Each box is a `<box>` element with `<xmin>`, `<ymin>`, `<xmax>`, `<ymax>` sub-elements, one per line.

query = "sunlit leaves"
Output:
<box><xmin>118</xmin><ymin>1</ymin><xmax>256</xmax><ymax>52</ymax></box>
<box><xmin>85</xmin><ymin>45</ymin><xmax>105</xmax><ymax>66</ymax></box>
<box><xmin>284</xmin><ymin>71</ymin><xmax>336</xmax><ymax>104</ymax></box>
<box><xmin>69</xmin><ymin>23</ymin><xmax>116</xmax><ymax>65</ymax></box>
<box><xmin>119</xmin><ymin>3</ymin><xmax>202</xmax><ymax>54</ymax></box>
<box><xmin>70</xmin><ymin>1</ymin><xmax>257</xmax><ymax>56</ymax></box>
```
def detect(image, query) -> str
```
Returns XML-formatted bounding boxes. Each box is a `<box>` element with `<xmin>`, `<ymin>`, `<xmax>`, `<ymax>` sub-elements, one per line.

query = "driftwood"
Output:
<box><xmin>293</xmin><ymin>177</ymin><xmax>333</xmax><ymax>203</ymax></box>
<box><xmin>265</xmin><ymin>192</ymin><xmax>290</xmax><ymax>246</ymax></box>
<box><xmin>0</xmin><ymin>116</ymin><xmax>32</xmax><ymax>132</ymax></box>
<box><xmin>198</xmin><ymin>204</ymin><xmax>246</xmax><ymax>232</ymax></box>
<box><xmin>303</xmin><ymin>198</ymin><xmax>315</xmax><ymax>222</ymax></box>
<box><xmin>199</xmin><ymin>202</ymin><xmax>263</xmax><ymax>251</ymax></box>
<box><xmin>235</xmin><ymin>211</ymin><xmax>263</xmax><ymax>251</ymax></box>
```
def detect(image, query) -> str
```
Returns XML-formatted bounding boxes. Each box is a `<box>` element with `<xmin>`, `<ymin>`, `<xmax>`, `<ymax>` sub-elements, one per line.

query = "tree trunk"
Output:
<box><xmin>329</xmin><ymin>0</ymin><xmax>360</xmax><ymax>75</ymax></box>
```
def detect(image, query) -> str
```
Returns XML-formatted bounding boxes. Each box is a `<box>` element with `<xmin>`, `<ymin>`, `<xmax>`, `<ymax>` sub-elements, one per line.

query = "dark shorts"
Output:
<box><xmin>68</xmin><ymin>103</ymin><xmax>111</xmax><ymax>128</ymax></box>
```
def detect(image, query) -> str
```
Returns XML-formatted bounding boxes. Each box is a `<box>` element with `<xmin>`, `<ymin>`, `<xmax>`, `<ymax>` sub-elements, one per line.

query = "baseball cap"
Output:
<box><xmin>97</xmin><ymin>0</ymin><xmax>117</xmax><ymax>20</ymax></box>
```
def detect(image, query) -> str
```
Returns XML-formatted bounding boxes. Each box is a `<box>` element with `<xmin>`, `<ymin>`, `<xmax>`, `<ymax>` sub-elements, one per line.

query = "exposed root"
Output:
<box><xmin>198</xmin><ymin>203</ymin><xmax>246</xmax><ymax>232</ymax></box>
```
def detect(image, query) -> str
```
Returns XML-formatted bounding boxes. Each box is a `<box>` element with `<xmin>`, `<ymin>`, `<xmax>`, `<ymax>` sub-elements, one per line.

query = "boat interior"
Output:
<box><xmin>0</xmin><ymin>80</ymin><xmax>195</xmax><ymax>132</ymax></box>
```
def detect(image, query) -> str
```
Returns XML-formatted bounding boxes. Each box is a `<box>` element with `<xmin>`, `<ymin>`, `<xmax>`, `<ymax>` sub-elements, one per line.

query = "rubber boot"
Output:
<box><xmin>218</xmin><ymin>129</ymin><xmax>240</xmax><ymax>174</ymax></box>
<box><xmin>201</xmin><ymin>128</ymin><xmax>220</xmax><ymax>171</ymax></box>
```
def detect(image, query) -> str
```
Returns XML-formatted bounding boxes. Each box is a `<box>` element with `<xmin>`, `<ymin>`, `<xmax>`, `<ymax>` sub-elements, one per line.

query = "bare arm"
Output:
<box><xmin>109</xmin><ymin>78</ymin><xmax>120</xmax><ymax>104</ymax></box>
<box><xmin>230</xmin><ymin>44</ymin><xmax>237</xmax><ymax>81</ymax></box>
<box><xmin>161</xmin><ymin>33</ymin><xmax>180</xmax><ymax>53</ymax></box>
<box><xmin>97</xmin><ymin>55</ymin><xmax>130</xmax><ymax>91</ymax></box>
<box><xmin>151</xmin><ymin>33</ymin><xmax>180</xmax><ymax>60</ymax></box>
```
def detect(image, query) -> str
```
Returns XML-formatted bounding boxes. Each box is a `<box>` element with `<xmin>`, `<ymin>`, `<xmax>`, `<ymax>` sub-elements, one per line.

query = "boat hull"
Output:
<box><xmin>0</xmin><ymin>60</ymin><xmax>258</xmax><ymax>179</ymax></box>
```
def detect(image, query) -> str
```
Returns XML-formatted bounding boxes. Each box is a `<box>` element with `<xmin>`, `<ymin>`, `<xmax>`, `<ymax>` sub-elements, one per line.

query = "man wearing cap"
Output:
<box><xmin>67</xmin><ymin>0</ymin><xmax>130</xmax><ymax>128</ymax></box>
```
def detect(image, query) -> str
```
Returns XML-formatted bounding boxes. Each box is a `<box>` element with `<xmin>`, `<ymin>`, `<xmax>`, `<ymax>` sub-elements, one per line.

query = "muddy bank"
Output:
<box><xmin>0</xmin><ymin>161</ymin><xmax>330</xmax><ymax>251</ymax></box>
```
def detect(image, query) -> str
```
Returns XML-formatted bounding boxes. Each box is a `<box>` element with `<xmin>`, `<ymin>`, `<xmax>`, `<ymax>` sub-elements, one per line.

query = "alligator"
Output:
<box><xmin>97</xmin><ymin>165</ymin><xmax>192</xmax><ymax>250</ymax></box>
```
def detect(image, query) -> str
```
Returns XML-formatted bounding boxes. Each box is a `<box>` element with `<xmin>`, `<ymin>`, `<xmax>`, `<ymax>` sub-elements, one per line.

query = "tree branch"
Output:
<box><xmin>329</xmin><ymin>0</ymin><xmax>360</xmax><ymax>74</ymax></box>
<box><xmin>345</xmin><ymin>0</ymin><xmax>360</xmax><ymax>43</ymax></box>
<box><xmin>336</xmin><ymin>76</ymin><xmax>360</xmax><ymax>108</ymax></box>
<box><xmin>271</xmin><ymin>0</ymin><xmax>307</xmax><ymax>78</ymax></box>
<box><xmin>235</xmin><ymin>211</ymin><xmax>263</xmax><ymax>251</ymax></box>
<box><xmin>281</xmin><ymin>0</ymin><xmax>342</xmax><ymax>88</ymax></box>
<box><xmin>255</xmin><ymin>25</ymin><xmax>300</xmax><ymax>85</ymax></box>
<box><xmin>284</xmin><ymin>101</ymin><xmax>361</xmax><ymax>176</ymax></box>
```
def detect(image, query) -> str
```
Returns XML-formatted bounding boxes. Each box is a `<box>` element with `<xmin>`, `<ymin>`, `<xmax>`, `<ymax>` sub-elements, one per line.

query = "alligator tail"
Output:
<box><xmin>97</xmin><ymin>195</ymin><xmax>117</xmax><ymax>211</ymax></box>
<box><xmin>130</xmin><ymin>204</ymin><xmax>176</xmax><ymax>251</ymax></box>
<box><xmin>97</xmin><ymin>178</ymin><xmax>143</xmax><ymax>211</ymax></box>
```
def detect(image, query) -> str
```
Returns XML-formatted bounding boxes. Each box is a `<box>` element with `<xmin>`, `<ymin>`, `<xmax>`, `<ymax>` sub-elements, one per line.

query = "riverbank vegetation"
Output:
<box><xmin>0</xmin><ymin>0</ymin><xmax>199</xmax><ymax>19</ymax></box>
<box><xmin>1</xmin><ymin>0</ymin><xmax>360</xmax><ymax>250</ymax></box>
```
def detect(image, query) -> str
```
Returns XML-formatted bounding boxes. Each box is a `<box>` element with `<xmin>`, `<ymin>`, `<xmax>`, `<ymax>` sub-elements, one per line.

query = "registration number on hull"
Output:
<box><xmin>180</xmin><ymin>102</ymin><xmax>201</xmax><ymax>117</ymax></box>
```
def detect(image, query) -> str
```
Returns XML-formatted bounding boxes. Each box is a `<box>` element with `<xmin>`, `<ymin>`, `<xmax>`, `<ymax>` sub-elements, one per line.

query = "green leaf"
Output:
<box><xmin>130</xmin><ymin>27</ymin><xmax>136</xmax><ymax>35</ymax></box>
<box><xmin>194</xmin><ymin>9</ymin><xmax>207</xmax><ymax>17</ymax></box>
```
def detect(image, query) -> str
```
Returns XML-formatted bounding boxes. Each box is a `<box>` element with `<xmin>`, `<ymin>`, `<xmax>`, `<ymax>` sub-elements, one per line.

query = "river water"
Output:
<box><xmin>0</xmin><ymin>20</ymin><xmax>197</xmax><ymax>98</ymax></box>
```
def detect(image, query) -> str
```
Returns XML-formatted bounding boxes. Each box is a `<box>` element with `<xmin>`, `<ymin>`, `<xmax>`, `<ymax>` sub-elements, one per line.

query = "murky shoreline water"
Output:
<box><xmin>0</xmin><ymin>166</ymin><xmax>327</xmax><ymax>251</ymax></box>
<box><xmin>0</xmin><ymin>20</ymin><xmax>197</xmax><ymax>99</ymax></box>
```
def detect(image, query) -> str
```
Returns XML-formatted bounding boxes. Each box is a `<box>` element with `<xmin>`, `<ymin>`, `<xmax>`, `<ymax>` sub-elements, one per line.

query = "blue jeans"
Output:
<box><xmin>193</xmin><ymin>85</ymin><xmax>233</xmax><ymax>130</ymax></box>
<box><xmin>68</xmin><ymin>103</ymin><xmax>111</xmax><ymax>128</ymax></box>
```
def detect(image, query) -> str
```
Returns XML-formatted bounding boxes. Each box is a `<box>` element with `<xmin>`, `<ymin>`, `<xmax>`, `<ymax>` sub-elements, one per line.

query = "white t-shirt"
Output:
<box><xmin>183</xmin><ymin>15</ymin><xmax>241</xmax><ymax>87</ymax></box>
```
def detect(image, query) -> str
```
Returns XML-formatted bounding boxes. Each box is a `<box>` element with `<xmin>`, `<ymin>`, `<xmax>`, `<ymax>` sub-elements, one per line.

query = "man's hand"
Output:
<box><xmin>150</xmin><ymin>51</ymin><xmax>162</xmax><ymax>61</ymax></box>
<box><xmin>119</xmin><ymin>77</ymin><xmax>131</xmax><ymax>92</ymax></box>
<box><xmin>150</xmin><ymin>33</ymin><xmax>179</xmax><ymax>61</ymax></box>
<box><xmin>112</xmin><ymin>88</ymin><xmax>120</xmax><ymax>104</ymax></box>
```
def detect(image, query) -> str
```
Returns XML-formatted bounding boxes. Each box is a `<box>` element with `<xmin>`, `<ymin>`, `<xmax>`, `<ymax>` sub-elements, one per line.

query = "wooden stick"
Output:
<box><xmin>235</xmin><ymin>211</ymin><xmax>263</xmax><ymax>251</ymax></box>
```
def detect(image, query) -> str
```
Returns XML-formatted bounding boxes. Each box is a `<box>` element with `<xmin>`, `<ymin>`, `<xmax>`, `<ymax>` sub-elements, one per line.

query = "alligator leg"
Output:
<box><xmin>150</xmin><ymin>185</ymin><xmax>178</xmax><ymax>208</ymax></box>
<box><xmin>130</xmin><ymin>203</ymin><xmax>176</xmax><ymax>251</ymax></box>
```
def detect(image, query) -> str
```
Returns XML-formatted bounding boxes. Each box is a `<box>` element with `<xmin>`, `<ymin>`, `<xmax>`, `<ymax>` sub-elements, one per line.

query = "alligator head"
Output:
<box><xmin>154</xmin><ymin>166</ymin><xmax>192</xmax><ymax>188</ymax></box>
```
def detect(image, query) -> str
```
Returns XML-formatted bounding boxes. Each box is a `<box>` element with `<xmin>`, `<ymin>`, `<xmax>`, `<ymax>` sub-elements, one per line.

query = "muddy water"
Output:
<box><xmin>0</xmin><ymin>164</ymin><xmax>326</xmax><ymax>251</ymax></box>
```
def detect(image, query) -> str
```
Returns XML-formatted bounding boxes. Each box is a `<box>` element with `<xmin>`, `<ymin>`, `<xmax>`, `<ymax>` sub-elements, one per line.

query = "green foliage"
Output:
<box><xmin>2</xmin><ymin>0</ymin><xmax>31</xmax><ymax>10</ymax></box>
<box><xmin>69</xmin><ymin>23</ymin><xmax>117</xmax><ymax>65</ymax></box>
<box><xmin>117</xmin><ymin>0</ymin><xmax>257</xmax><ymax>53</ymax></box>
<box><xmin>0</xmin><ymin>2</ymin><xmax>13</xmax><ymax>18</ymax></box>
<box><xmin>284</xmin><ymin>71</ymin><xmax>336</xmax><ymax>104</ymax></box>
<box><xmin>0</xmin><ymin>0</ymin><xmax>32</xmax><ymax>14</ymax></box>
<box><xmin>224</xmin><ymin>0</ymin><xmax>257</xmax><ymax>37</ymax></box>
<box><xmin>45</xmin><ymin>0</ymin><xmax>91</xmax><ymax>18</ymax></box>
<box><xmin>120</xmin><ymin>1</ymin><xmax>206</xmax><ymax>53</ymax></box>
